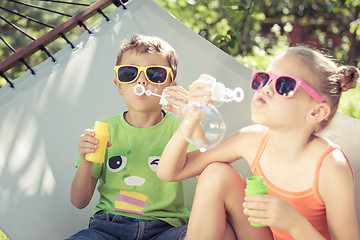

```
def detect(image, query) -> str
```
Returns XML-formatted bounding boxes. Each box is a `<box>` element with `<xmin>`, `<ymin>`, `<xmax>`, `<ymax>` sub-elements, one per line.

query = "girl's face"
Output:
<box><xmin>250</xmin><ymin>52</ymin><xmax>318</xmax><ymax>130</ymax></box>
<box><xmin>114</xmin><ymin>50</ymin><xmax>176</xmax><ymax>113</ymax></box>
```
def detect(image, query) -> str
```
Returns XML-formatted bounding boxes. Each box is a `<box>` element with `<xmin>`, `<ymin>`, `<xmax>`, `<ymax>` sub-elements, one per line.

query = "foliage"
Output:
<box><xmin>156</xmin><ymin>0</ymin><xmax>359</xmax><ymax>65</ymax></box>
<box><xmin>339</xmin><ymin>85</ymin><xmax>360</xmax><ymax>119</ymax></box>
<box><xmin>0</xmin><ymin>0</ymin><xmax>359</xmax><ymax>119</ymax></box>
<box><xmin>155</xmin><ymin>0</ymin><xmax>360</xmax><ymax>119</ymax></box>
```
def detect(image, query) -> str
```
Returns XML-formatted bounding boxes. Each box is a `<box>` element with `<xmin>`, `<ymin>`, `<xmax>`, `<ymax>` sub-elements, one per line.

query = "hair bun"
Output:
<box><xmin>336</xmin><ymin>66</ymin><xmax>359</xmax><ymax>92</ymax></box>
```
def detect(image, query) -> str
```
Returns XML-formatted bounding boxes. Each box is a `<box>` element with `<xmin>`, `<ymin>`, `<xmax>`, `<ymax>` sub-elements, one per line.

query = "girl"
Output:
<box><xmin>158</xmin><ymin>46</ymin><xmax>360</xmax><ymax>240</ymax></box>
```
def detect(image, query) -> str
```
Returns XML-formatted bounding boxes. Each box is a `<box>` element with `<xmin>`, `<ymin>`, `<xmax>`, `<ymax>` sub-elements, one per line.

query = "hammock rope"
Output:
<box><xmin>0</xmin><ymin>0</ymin><xmax>125</xmax><ymax>88</ymax></box>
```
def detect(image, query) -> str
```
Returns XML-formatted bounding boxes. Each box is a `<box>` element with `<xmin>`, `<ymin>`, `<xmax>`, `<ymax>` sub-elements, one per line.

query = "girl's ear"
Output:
<box><xmin>113</xmin><ymin>79</ymin><xmax>123</xmax><ymax>95</ymax></box>
<box><xmin>307</xmin><ymin>103</ymin><xmax>330</xmax><ymax>123</ymax></box>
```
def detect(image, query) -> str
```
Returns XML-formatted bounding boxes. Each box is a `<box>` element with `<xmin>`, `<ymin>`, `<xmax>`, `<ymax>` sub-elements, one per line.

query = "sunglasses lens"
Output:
<box><xmin>276</xmin><ymin>77</ymin><xmax>296</xmax><ymax>97</ymax></box>
<box><xmin>146</xmin><ymin>67</ymin><xmax>168</xmax><ymax>84</ymax></box>
<box><xmin>252</xmin><ymin>72</ymin><xmax>269</xmax><ymax>90</ymax></box>
<box><xmin>117</xmin><ymin>66</ymin><xmax>138</xmax><ymax>82</ymax></box>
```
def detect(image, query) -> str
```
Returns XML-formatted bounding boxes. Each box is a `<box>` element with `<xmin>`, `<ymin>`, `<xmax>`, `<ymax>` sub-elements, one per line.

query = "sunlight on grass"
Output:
<box><xmin>0</xmin><ymin>229</ymin><xmax>9</xmax><ymax>240</ymax></box>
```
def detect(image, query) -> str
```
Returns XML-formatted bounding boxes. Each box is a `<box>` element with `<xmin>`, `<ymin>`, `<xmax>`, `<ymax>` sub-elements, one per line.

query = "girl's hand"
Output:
<box><xmin>243</xmin><ymin>194</ymin><xmax>305</xmax><ymax>234</ymax></box>
<box><xmin>78</xmin><ymin>129</ymin><xmax>112</xmax><ymax>159</ymax></box>
<box><xmin>162</xmin><ymin>86</ymin><xmax>188</xmax><ymax>115</ymax></box>
<box><xmin>188</xmin><ymin>74</ymin><xmax>214</xmax><ymax>103</ymax></box>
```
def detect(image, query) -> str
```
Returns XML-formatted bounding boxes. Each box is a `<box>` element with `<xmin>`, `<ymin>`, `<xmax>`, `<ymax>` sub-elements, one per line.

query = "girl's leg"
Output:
<box><xmin>186</xmin><ymin>162</ymin><xmax>273</xmax><ymax>240</ymax></box>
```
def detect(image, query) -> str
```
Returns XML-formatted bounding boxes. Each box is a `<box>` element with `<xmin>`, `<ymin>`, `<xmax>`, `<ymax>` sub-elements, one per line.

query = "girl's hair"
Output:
<box><xmin>115</xmin><ymin>34</ymin><xmax>178</xmax><ymax>80</ymax></box>
<box><xmin>286</xmin><ymin>46</ymin><xmax>359</xmax><ymax>131</ymax></box>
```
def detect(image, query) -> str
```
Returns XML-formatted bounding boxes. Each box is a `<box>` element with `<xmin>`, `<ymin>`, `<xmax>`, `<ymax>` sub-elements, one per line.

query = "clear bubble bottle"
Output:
<box><xmin>245</xmin><ymin>176</ymin><xmax>268</xmax><ymax>227</ymax></box>
<box><xmin>85</xmin><ymin>121</ymin><xmax>110</xmax><ymax>163</ymax></box>
<box><xmin>180</xmin><ymin>101</ymin><xmax>226</xmax><ymax>152</ymax></box>
<box><xmin>179</xmin><ymin>75</ymin><xmax>244</xmax><ymax>152</ymax></box>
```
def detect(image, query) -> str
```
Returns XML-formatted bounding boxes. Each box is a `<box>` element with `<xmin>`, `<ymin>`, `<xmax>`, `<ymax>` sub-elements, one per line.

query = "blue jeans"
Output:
<box><xmin>66</xmin><ymin>213</ymin><xmax>187</xmax><ymax>240</ymax></box>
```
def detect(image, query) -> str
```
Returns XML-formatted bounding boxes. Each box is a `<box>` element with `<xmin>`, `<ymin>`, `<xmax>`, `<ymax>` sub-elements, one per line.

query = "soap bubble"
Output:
<box><xmin>180</xmin><ymin>102</ymin><xmax>226</xmax><ymax>152</ymax></box>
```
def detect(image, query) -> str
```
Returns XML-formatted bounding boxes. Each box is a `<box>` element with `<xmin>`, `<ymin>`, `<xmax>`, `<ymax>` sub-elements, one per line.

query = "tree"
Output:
<box><xmin>155</xmin><ymin>0</ymin><xmax>360</xmax><ymax>67</ymax></box>
<box><xmin>155</xmin><ymin>0</ymin><xmax>360</xmax><ymax>119</ymax></box>
<box><xmin>1</xmin><ymin>0</ymin><xmax>359</xmax><ymax>118</ymax></box>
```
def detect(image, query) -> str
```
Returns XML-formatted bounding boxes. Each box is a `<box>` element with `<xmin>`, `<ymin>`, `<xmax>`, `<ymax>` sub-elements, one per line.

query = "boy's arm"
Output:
<box><xmin>70</xmin><ymin>128</ymin><xmax>107</xmax><ymax>209</ymax></box>
<box><xmin>70</xmin><ymin>158</ymin><xmax>98</xmax><ymax>209</ymax></box>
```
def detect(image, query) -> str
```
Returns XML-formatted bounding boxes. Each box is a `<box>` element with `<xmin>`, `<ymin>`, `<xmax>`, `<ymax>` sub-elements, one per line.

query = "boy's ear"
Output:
<box><xmin>169</xmin><ymin>80</ymin><xmax>177</xmax><ymax>87</ymax></box>
<box><xmin>307</xmin><ymin>103</ymin><xmax>330</xmax><ymax>123</ymax></box>
<box><xmin>113</xmin><ymin>79</ymin><xmax>123</xmax><ymax>95</ymax></box>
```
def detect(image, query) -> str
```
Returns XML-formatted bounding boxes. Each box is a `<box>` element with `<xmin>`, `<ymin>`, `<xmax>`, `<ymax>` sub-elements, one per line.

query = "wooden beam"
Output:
<box><xmin>0</xmin><ymin>0</ymin><xmax>122</xmax><ymax>73</ymax></box>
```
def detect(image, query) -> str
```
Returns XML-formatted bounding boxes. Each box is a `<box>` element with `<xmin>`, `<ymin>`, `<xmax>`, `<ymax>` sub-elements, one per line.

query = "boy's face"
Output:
<box><xmin>114</xmin><ymin>50</ymin><xmax>176</xmax><ymax>113</ymax></box>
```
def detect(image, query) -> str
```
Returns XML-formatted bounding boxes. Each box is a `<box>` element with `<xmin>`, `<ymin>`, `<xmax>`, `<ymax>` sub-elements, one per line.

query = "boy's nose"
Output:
<box><xmin>137</xmin><ymin>71</ymin><xmax>148</xmax><ymax>85</ymax></box>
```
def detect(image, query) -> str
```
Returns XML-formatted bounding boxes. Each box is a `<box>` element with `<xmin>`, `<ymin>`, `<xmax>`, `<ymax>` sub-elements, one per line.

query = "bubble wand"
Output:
<box><xmin>133</xmin><ymin>84</ymin><xmax>169</xmax><ymax>105</ymax></box>
<box><xmin>203</xmin><ymin>76</ymin><xmax>245</xmax><ymax>103</ymax></box>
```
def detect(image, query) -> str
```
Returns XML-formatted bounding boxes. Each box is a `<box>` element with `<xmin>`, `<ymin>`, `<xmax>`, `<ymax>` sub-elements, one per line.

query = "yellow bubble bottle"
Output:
<box><xmin>85</xmin><ymin>121</ymin><xmax>110</xmax><ymax>163</ymax></box>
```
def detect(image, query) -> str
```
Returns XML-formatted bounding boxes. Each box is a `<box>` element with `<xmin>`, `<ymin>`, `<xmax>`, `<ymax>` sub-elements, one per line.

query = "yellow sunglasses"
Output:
<box><xmin>114</xmin><ymin>65</ymin><xmax>174</xmax><ymax>85</ymax></box>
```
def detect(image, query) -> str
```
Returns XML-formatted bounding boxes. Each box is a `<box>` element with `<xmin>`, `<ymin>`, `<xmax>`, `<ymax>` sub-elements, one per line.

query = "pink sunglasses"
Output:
<box><xmin>251</xmin><ymin>70</ymin><xmax>325</xmax><ymax>103</ymax></box>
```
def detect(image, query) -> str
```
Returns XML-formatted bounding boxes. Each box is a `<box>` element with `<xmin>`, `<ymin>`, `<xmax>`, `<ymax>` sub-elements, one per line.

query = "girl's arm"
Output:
<box><xmin>158</xmin><ymin>74</ymin><xmax>266</xmax><ymax>181</ymax></box>
<box><xmin>157</xmin><ymin>127</ymin><xmax>195</xmax><ymax>182</ymax></box>
<box><xmin>162</xmin><ymin>85</ymin><xmax>188</xmax><ymax>116</ymax></box>
<box><xmin>244</xmin><ymin>148</ymin><xmax>360</xmax><ymax>240</ymax></box>
<box><xmin>244</xmin><ymin>194</ymin><xmax>327</xmax><ymax>239</ymax></box>
<box><xmin>158</xmin><ymin>125</ymin><xmax>264</xmax><ymax>181</ymax></box>
<box><xmin>319</xmin><ymin>149</ymin><xmax>360</xmax><ymax>240</ymax></box>
<box><xmin>158</xmin><ymin>76</ymin><xmax>215</xmax><ymax>181</ymax></box>
<box><xmin>157</xmin><ymin>129</ymin><xmax>239</xmax><ymax>182</ymax></box>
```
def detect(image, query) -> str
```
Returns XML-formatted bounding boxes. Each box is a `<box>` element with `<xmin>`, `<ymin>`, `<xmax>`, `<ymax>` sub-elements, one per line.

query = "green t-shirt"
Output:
<box><xmin>75</xmin><ymin>112</ymin><xmax>193</xmax><ymax>227</ymax></box>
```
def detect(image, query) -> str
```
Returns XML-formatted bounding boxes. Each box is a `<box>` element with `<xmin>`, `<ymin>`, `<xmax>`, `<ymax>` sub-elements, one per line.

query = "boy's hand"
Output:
<box><xmin>78</xmin><ymin>129</ymin><xmax>112</xmax><ymax>159</ymax></box>
<box><xmin>163</xmin><ymin>86</ymin><xmax>188</xmax><ymax>115</ymax></box>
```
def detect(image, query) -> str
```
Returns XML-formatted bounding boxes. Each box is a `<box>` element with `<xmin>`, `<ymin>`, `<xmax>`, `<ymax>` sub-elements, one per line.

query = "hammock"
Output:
<box><xmin>0</xmin><ymin>0</ymin><xmax>359</xmax><ymax>239</ymax></box>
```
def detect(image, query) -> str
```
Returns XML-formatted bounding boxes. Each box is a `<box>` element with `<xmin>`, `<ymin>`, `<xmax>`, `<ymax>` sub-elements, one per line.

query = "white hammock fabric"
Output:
<box><xmin>0</xmin><ymin>0</ymin><xmax>359</xmax><ymax>239</ymax></box>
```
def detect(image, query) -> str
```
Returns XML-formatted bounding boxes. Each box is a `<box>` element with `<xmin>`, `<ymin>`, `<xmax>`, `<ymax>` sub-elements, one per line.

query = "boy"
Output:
<box><xmin>67</xmin><ymin>34</ymin><xmax>191</xmax><ymax>239</ymax></box>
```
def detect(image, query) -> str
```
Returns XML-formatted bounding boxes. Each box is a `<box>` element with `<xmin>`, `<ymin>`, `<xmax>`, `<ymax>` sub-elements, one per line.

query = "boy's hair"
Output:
<box><xmin>286</xmin><ymin>46</ymin><xmax>359</xmax><ymax>131</ymax></box>
<box><xmin>116</xmin><ymin>34</ymin><xmax>178</xmax><ymax>80</ymax></box>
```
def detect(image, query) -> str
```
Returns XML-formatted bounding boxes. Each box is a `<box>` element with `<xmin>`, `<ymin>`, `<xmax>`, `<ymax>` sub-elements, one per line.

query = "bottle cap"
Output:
<box><xmin>94</xmin><ymin>121</ymin><xmax>109</xmax><ymax>131</ymax></box>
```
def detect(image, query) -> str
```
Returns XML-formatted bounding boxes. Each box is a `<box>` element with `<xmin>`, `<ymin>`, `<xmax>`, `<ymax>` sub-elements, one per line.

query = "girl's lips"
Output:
<box><xmin>255</xmin><ymin>95</ymin><xmax>266</xmax><ymax>104</ymax></box>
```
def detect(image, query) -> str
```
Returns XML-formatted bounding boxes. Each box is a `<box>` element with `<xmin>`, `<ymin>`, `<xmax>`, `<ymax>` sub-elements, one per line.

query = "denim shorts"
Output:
<box><xmin>65</xmin><ymin>213</ymin><xmax>187</xmax><ymax>240</ymax></box>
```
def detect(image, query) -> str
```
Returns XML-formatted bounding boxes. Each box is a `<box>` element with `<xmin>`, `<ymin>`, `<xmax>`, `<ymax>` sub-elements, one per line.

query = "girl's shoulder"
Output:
<box><xmin>313</xmin><ymin>136</ymin><xmax>349</xmax><ymax>166</ymax></box>
<box><xmin>239</xmin><ymin>124</ymin><xmax>268</xmax><ymax>134</ymax></box>
<box><xmin>227</xmin><ymin>124</ymin><xmax>269</xmax><ymax>161</ymax></box>
<box><xmin>315</xmin><ymin>136</ymin><xmax>354</xmax><ymax>186</ymax></box>
<box><xmin>236</xmin><ymin>124</ymin><xmax>269</xmax><ymax>143</ymax></box>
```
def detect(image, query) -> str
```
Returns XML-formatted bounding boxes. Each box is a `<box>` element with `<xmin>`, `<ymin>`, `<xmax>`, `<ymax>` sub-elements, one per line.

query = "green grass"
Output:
<box><xmin>0</xmin><ymin>229</ymin><xmax>9</xmax><ymax>240</ymax></box>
